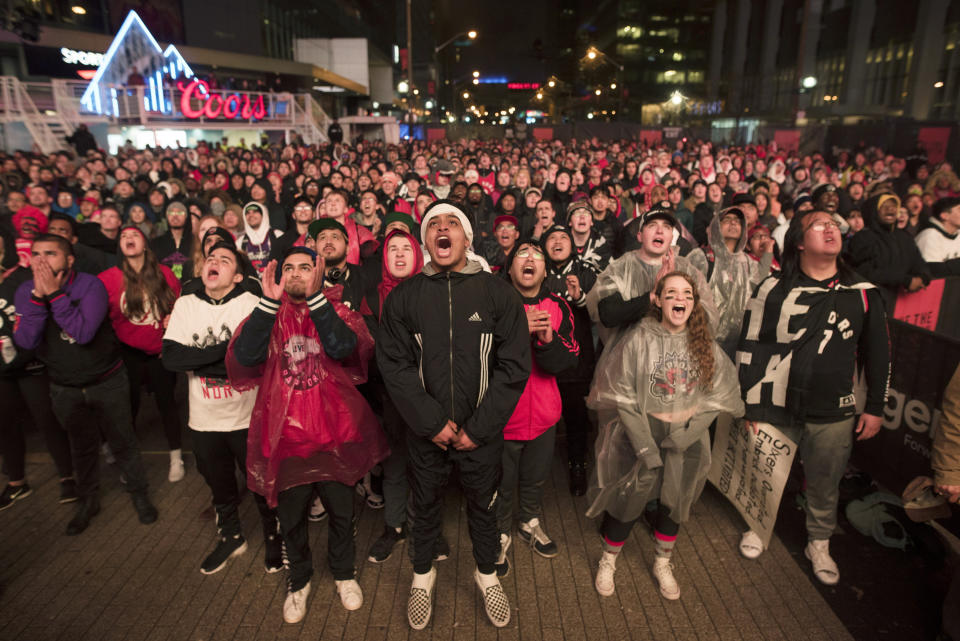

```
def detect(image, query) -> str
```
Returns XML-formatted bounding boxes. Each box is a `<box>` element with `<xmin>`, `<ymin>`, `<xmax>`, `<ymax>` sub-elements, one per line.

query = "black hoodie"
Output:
<box><xmin>844</xmin><ymin>193</ymin><xmax>931</xmax><ymax>312</ymax></box>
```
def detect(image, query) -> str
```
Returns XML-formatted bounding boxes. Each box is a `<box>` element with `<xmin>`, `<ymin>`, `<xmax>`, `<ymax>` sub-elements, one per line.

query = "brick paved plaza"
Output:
<box><xmin>0</xmin><ymin>443</ymin><xmax>855</xmax><ymax>641</ymax></box>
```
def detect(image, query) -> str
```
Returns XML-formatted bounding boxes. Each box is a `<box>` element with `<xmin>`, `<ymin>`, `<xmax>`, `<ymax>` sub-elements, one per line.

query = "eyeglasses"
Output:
<box><xmin>516</xmin><ymin>248</ymin><xmax>545</xmax><ymax>260</ymax></box>
<box><xmin>294</xmin><ymin>205</ymin><xmax>312</xmax><ymax>211</ymax></box>
<box><xmin>805</xmin><ymin>220</ymin><xmax>842</xmax><ymax>232</ymax></box>
<box><xmin>497</xmin><ymin>223</ymin><xmax>517</xmax><ymax>231</ymax></box>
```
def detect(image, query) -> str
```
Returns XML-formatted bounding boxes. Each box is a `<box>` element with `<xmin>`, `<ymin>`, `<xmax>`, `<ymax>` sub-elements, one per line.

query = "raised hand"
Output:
<box><xmin>306</xmin><ymin>255</ymin><xmax>327</xmax><ymax>298</ymax></box>
<box><xmin>566</xmin><ymin>274</ymin><xmax>581</xmax><ymax>300</ymax></box>
<box><xmin>261</xmin><ymin>260</ymin><xmax>285</xmax><ymax>300</ymax></box>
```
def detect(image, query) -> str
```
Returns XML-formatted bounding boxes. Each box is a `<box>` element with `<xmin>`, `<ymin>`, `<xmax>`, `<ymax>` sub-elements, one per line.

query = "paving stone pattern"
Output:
<box><xmin>0</xmin><ymin>450</ymin><xmax>854</xmax><ymax>641</ymax></box>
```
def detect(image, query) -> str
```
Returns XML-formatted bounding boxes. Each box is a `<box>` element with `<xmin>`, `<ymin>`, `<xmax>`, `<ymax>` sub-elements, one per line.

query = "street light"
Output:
<box><xmin>587</xmin><ymin>49</ymin><xmax>597</xmax><ymax>60</ymax></box>
<box><xmin>435</xmin><ymin>29</ymin><xmax>479</xmax><ymax>53</ymax></box>
<box><xmin>472</xmin><ymin>70</ymin><xmax>479</xmax><ymax>78</ymax></box>
<box><xmin>472</xmin><ymin>78</ymin><xmax>479</xmax><ymax>85</ymax></box>
<box><xmin>595</xmin><ymin>88</ymin><xmax>602</xmax><ymax>96</ymax></box>
<box><xmin>548</xmin><ymin>79</ymin><xmax>556</xmax><ymax>88</ymax></box>
<box><xmin>935</xmin><ymin>81</ymin><xmax>945</xmax><ymax>88</ymax></box>
<box><xmin>610</xmin><ymin>82</ymin><xmax>617</xmax><ymax>90</ymax></box>
<box><xmin>802</xmin><ymin>76</ymin><xmax>817</xmax><ymax>89</ymax></box>
<box><xmin>671</xmin><ymin>91</ymin><xmax>683</xmax><ymax>105</ymax></box>
<box><xmin>462</xmin><ymin>91</ymin><xmax>470</xmax><ymax>99</ymax></box>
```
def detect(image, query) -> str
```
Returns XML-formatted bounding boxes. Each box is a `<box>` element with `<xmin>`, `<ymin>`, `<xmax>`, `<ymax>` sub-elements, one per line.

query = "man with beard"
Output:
<box><xmin>567</xmin><ymin>200</ymin><xmax>611</xmax><ymax>274</ymax></box>
<box><xmin>377</xmin><ymin>201</ymin><xmax>529</xmax><ymax>630</ymax></box>
<box><xmin>14</xmin><ymin>234</ymin><xmax>157</xmax><ymax>535</ymax></box>
<box><xmin>306</xmin><ymin>218</ymin><xmax>368</xmax><ymax>312</ymax></box>
<box><xmin>150</xmin><ymin>201</ymin><xmax>193</xmax><ymax>280</ymax></box>
<box><xmin>228</xmin><ymin>246</ymin><xmax>388</xmax><ymax>621</ymax></box>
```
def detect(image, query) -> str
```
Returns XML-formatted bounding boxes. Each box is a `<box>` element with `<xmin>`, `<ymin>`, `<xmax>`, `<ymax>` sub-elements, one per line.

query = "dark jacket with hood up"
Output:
<box><xmin>844</xmin><ymin>193</ymin><xmax>931</xmax><ymax>312</ymax></box>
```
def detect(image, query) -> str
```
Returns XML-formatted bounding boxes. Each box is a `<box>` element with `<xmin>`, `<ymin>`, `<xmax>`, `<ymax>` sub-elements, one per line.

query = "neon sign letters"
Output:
<box><xmin>61</xmin><ymin>47</ymin><xmax>103</xmax><ymax>66</ymax></box>
<box><xmin>177</xmin><ymin>79</ymin><xmax>267</xmax><ymax>120</ymax></box>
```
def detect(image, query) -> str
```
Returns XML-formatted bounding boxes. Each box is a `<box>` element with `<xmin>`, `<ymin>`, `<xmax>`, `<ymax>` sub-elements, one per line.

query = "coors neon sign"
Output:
<box><xmin>177</xmin><ymin>79</ymin><xmax>267</xmax><ymax>121</ymax></box>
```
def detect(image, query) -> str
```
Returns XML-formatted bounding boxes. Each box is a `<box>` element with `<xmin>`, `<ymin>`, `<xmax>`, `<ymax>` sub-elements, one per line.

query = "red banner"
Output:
<box><xmin>639</xmin><ymin>130</ymin><xmax>662</xmax><ymax>146</ymax></box>
<box><xmin>918</xmin><ymin>127</ymin><xmax>950</xmax><ymax>165</ymax></box>
<box><xmin>532</xmin><ymin>127</ymin><xmax>554</xmax><ymax>141</ymax></box>
<box><xmin>894</xmin><ymin>279</ymin><xmax>946</xmax><ymax>332</ymax></box>
<box><xmin>426</xmin><ymin>127</ymin><xmax>446</xmax><ymax>142</ymax></box>
<box><xmin>773</xmin><ymin>129</ymin><xmax>800</xmax><ymax>153</ymax></box>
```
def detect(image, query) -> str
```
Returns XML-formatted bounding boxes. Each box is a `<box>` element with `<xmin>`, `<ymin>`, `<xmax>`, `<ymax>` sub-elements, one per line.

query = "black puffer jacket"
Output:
<box><xmin>845</xmin><ymin>193</ymin><xmax>931</xmax><ymax>311</ymax></box>
<box><xmin>376</xmin><ymin>259</ymin><xmax>530</xmax><ymax>456</ymax></box>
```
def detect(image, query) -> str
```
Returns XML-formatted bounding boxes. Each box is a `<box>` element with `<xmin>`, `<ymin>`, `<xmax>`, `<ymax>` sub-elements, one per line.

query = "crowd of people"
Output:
<box><xmin>1</xmin><ymin>133</ymin><xmax>959</xmax><ymax>629</ymax></box>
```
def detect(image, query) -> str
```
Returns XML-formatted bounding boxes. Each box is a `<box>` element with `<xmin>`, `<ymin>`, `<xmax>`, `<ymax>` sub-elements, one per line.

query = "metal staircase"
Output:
<box><xmin>0</xmin><ymin>77</ymin><xmax>74</xmax><ymax>154</ymax></box>
<box><xmin>290</xmin><ymin>94</ymin><xmax>331</xmax><ymax>145</ymax></box>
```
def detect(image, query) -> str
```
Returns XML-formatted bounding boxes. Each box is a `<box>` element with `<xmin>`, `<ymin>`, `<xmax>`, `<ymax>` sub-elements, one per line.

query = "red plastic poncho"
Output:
<box><xmin>226</xmin><ymin>285</ymin><xmax>389</xmax><ymax>507</ymax></box>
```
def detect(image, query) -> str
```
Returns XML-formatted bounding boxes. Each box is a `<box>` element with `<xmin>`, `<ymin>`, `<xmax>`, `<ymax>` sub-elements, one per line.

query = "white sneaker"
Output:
<box><xmin>168</xmin><ymin>454</ymin><xmax>185</xmax><ymax>483</ymax></box>
<box><xmin>739</xmin><ymin>530</ymin><xmax>764</xmax><ymax>559</ymax></box>
<box><xmin>474</xmin><ymin>568</ymin><xmax>510</xmax><ymax>628</ymax></box>
<box><xmin>308</xmin><ymin>496</ymin><xmax>327</xmax><ymax>522</ymax></box>
<box><xmin>408</xmin><ymin>567</ymin><xmax>436</xmax><ymax>630</ymax></box>
<box><xmin>805</xmin><ymin>539</ymin><xmax>839</xmax><ymax>585</ymax></box>
<box><xmin>336</xmin><ymin>579</ymin><xmax>363</xmax><ymax>611</ymax></box>
<box><xmin>595</xmin><ymin>551</ymin><xmax>617</xmax><ymax>596</ymax></box>
<box><xmin>653</xmin><ymin>556</ymin><xmax>680</xmax><ymax>600</ymax></box>
<box><xmin>283</xmin><ymin>581</ymin><xmax>311</xmax><ymax>623</ymax></box>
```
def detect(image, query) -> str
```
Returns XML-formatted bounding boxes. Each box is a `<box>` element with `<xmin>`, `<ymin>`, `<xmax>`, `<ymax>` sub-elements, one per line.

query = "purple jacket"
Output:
<box><xmin>14</xmin><ymin>270</ymin><xmax>122</xmax><ymax>386</ymax></box>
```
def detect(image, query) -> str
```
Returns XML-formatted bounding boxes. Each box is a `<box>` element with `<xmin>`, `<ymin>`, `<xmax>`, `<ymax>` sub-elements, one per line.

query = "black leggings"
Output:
<box><xmin>0</xmin><ymin>373</ymin><xmax>73</xmax><ymax>482</ymax></box>
<box><xmin>601</xmin><ymin>504</ymin><xmax>680</xmax><ymax>544</ymax></box>
<box><xmin>121</xmin><ymin>345</ymin><xmax>182</xmax><ymax>450</ymax></box>
<box><xmin>558</xmin><ymin>380</ymin><xmax>591</xmax><ymax>464</ymax></box>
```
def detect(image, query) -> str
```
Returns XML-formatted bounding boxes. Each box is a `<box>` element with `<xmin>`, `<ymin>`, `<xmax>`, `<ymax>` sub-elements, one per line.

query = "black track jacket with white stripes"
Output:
<box><xmin>376</xmin><ymin>259</ymin><xmax>530</xmax><ymax>454</ymax></box>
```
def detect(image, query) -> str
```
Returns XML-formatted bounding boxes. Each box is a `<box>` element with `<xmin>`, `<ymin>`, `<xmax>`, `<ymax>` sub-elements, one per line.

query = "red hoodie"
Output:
<box><xmin>503</xmin><ymin>292</ymin><xmax>579</xmax><ymax>441</ymax></box>
<box><xmin>99</xmin><ymin>264</ymin><xmax>181</xmax><ymax>354</ymax></box>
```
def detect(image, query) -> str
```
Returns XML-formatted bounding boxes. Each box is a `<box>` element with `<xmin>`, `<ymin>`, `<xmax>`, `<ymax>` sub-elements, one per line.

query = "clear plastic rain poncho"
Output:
<box><xmin>585</xmin><ymin>316</ymin><xmax>744</xmax><ymax>523</ymax></box>
<box><xmin>585</xmin><ymin>249</ymin><xmax>717</xmax><ymax>348</ymax></box>
<box><xmin>687</xmin><ymin>209</ymin><xmax>771</xmax><ymax>354</ymax></box>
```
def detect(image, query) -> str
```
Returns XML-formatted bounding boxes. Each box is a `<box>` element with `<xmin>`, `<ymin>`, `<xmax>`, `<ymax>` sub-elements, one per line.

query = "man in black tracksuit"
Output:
<box><xmin>377</xmin><ymin>201</ymin><xmax>529</xmax><ymax>630</ymax></box>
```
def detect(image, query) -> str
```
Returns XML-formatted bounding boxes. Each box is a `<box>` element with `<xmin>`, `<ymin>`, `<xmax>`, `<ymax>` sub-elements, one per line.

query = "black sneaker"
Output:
<box><xmin>200</xmin><ymin>534</ymin><xmax>248</xmax><ymax>575</ymax></box>
<box><xmin>518</xmin><ymin>518</ymin><xmax>559</xmax><ymax>558</ymax></box>
<box><xmin>569</xmin><ymin>462</ymin><xmax>587</xmax><ymax>496</ymax></box>
<box><xmin>368</xmin><ymin>525</ymin><xmax>406</xmax><ymax>563</ymax></box>
<box><xmin>0</xmin><ymin>483</ymin><xmax>32</xmax><ymax>511</ymax></box>
<box><xmin>59</xmin><ymin>479</ymin><xmax>78</xmax><ymax>504</ymax></box>
<box><xmin>264</xmin><ymin>524</ymin><xmax>284</xmax><ymax>573</ymax></box>
<box><xmin>131</xmin><ymin>492</ymin><xmax>158</xmax><ymax>524</ymax></box>
<box><xmin>65</xmin><ymin>496</ymin><xmax>100</xmax><ymax>535</ymax></box>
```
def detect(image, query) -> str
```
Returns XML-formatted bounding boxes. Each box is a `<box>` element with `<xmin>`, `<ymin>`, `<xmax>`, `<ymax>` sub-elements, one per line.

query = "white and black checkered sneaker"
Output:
<box><xmin>474</xmin><ymin>569</ymin><xmax>510</xmax><ymax>627</ymax></box>
<box><xmin>407</xmin><ymin>567</ymin><xmax>436</xmax><ymax>630</ymax></box>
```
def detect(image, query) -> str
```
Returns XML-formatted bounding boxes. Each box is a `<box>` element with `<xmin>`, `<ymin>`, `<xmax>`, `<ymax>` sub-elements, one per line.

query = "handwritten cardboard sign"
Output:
<box><xmin>708</xmin><ymin>415</ymin><xmax>797</xmax><ymax>547</ymax></box>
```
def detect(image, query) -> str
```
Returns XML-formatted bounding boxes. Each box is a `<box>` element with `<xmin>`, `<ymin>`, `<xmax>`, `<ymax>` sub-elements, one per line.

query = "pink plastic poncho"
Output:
<box><xmin>226</xmin><ymin>285</ymin><xmax>389</xmax><ymax>507</ymax></box>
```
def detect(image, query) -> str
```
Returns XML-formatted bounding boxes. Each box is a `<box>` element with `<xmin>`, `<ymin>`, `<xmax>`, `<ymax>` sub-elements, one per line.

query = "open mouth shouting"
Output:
<box><xmin>666</xmin><ymin>299</ymin><xmax>689</xmax><ymax>324</ymax></box>
<box><xmin>435</xmin><ymin>234</ymin><xmax>452</xmax><ymax>258</ymax></box>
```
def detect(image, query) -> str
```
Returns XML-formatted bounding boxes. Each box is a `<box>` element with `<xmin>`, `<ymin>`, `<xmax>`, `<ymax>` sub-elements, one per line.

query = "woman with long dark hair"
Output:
<box><xmin>587</xmin><ymin>271</ymin><xmax>744</xmax><ymax>601</ymax></box>
<box><xmin>99</xmin><ymin>225</ymin><xmax>185</xmax><ymax>481</ymax></box>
